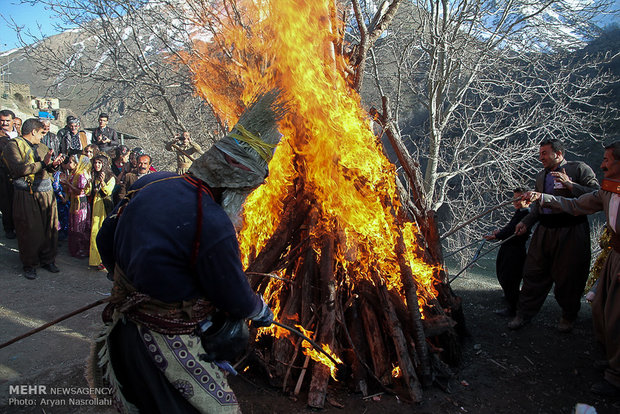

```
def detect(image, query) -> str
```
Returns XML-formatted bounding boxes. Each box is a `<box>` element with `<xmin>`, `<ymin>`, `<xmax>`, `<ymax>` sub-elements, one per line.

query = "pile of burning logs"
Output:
<box><xmin>242</xmin><ymin>104</ymin><xmax>464</xmax><ymax>408</ymax></box>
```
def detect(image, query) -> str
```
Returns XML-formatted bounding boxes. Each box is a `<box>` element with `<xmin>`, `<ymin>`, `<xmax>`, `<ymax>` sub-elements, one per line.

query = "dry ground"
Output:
<box><xmin>1</xmin><ymin>234</ymin><xmax>619</xmax><ymax>413</ymax></box>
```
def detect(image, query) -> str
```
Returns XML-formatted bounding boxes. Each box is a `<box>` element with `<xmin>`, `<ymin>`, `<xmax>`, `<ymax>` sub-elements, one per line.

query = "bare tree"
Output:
<box><xmin>14</xmin><ymin>0</ymin><xmax>220</xmax><ymax>146</ymax></box>
<box><xmin>361</xmin><ymin>0</ymin><xmax>618</xmax><ymax>254</ymax></box>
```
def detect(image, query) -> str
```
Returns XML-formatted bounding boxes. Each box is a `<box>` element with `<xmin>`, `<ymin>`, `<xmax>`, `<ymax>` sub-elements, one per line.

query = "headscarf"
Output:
<box><xmin>71</xmin><ymin>154</ymin><xmax>92</xmax><ymax>187</ymax></box>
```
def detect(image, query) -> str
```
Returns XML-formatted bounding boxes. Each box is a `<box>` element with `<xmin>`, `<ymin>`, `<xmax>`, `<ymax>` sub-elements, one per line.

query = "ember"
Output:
<box><xmin>183</xmin><ymin>0</ymin><xmax>462</xmax><ymax>407</ymax></box>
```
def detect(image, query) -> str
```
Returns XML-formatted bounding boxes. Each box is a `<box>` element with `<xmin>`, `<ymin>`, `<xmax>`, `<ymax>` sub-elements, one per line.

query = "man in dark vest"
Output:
<box><xmin>509</xmin><ymin>138</ymin><xmax>599</xmax><ymax>332</ymax></box>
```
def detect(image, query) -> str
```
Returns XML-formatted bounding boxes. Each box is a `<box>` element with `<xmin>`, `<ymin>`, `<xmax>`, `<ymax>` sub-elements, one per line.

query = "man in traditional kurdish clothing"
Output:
<box><xmin>58</xmin><ymin>116</ymin><xmax>89</xmax><ymax>155</ymax></box>
<box><xmin>40</xmin><ymin>118</ymin><xmax>60</xmax><ymax>156</ymax></box>
<box><xmin>509</xmin><ymin>138</ymin><xmax>599</xmax><ymax>332</ymax></box>
<box><xmin>522</xmin><ymin>141</ymin><xmax>620</xmax><ymax>398</ymax></box>
<box><xmin>92</xmin><ymin>91</ymin><xmax>283</xmax><ymax>413</ymax></box>
<box><xmin>2</xmin><ymin>118</ymin><xmax>65</xmax><ymax>279</ymax></box>
<box><xmin>165</xmin><ymin>131</ymin><xmax>203</xmax><ymax>174</ymax></box>
<box><xmin>0</xmin><ymin>109</ymin><xmax>16</xmax><ymax>239</ymax></box>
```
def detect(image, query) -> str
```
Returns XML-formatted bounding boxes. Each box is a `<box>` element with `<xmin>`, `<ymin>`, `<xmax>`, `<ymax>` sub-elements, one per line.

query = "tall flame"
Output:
<box><xmin>183</xmin><ymin>0</ymin><xmax>441</xmax><ymax>372</ymax></box>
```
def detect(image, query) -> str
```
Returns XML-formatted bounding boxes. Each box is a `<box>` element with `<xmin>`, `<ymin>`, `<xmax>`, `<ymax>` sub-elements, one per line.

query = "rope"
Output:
<box><xmin>228</xmin><ymin>124</ymin><xmax>276</xmax><ymax>163</ymax></box>
<box><xmin>448</xmin><ymin>234</ymin><xmax>517</xmax><ymax>284</ymax></box>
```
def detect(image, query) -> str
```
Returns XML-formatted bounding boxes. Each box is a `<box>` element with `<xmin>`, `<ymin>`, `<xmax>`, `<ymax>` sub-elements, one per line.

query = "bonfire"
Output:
<box><xmin>180</xmin><ymin>0</ymin><xmax>462</xmax><ymax>407</ymax></box>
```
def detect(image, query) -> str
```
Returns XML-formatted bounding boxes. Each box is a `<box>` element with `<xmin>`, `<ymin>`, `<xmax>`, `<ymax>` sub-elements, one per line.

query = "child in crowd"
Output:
<box><xmin>63</xmin><ymin>154</ymin><xmax>92</xmax><ymax>258</ymax></box>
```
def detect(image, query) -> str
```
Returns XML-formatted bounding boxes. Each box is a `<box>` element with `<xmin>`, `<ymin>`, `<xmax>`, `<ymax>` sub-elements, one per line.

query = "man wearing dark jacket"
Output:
<box><xmin>92</xmin><ymin>91</ymin><xmax>282</xmax><ymax>413</ymax></box>
<box><xmin>92</xmin><ymin>113</ymin><xmax>118</xmax><ymax>154</ymax></box>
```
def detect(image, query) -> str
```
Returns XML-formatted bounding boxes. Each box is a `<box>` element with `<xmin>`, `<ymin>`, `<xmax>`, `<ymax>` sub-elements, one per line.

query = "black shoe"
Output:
<box><xmin>493</xmin><ymin>308</ymin><xmax>516</xmax><ymax>317</ymax></box>
<box><xmin>5</xmin><ymin>230</ymin><xmax>16</xmax><ymax>239</ymax></box>
<box><xmin>23</xmin><ymin>267</ymin><xmax>37</xmax><ymax>280</ymax></box>
<box><xmin>591</xmin><ymin>380</ymin><xmax>620</xmax><ymax>397</ymax></box>
<box><xmin>42</xmin><ymin>263</ymin><xmax>60</xmax><ymax>273</ymax></box>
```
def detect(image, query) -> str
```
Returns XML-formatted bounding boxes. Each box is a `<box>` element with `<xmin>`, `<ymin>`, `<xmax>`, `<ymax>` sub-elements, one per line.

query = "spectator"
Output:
<box><xmin>118</xmin><ymin>154</ymin><xmax>152</xmax><ymax>200</ymax></box>
<box><xmin>52</xmin><ymin>157</ymin><xmax>71</xmax><ymax>241</ymax></box>
<box><xmin>13</xmin><ymin>117</ymin><xmax>22</xmax><ymax>136</ymax></box>
<box><xmin>92</xmin><ymin>113</ymin><xmax>118</xmax><ymax>154</ymax></box>
<box><xmin>58</xmin><ymin>116</ymin><xmax>89</xmax><ymax>156</ymax></box>
<box><xmin>2</xmin><ymin>118</ymin><xmax>64</xmax><ymax>279</ymax></box>
<box><xmin>0</xmin><ymin>109</ymin><xmax>16</xmax><ymax>238</ymax></box>
<box><xmin>2</xmin><ymin>110</ymin><xmax>17</xmax><ymax>138</ymax></box>
<box><xmin>111</xmin><ymin>145</ymin><xmax>130</xmax><ymax>205</ymax></box>
<box><xmin>40</xmin><ymin>119</ymin><xmax>60</xmax><ymax>156</ymax></box>
<box><xmin>111</xmin><ymin>145</ymin><xmax>129</xmax><ymax>178</ymax></box>
<box><xmin>64</xmin><ymin>154</ymin><xmax>92</xmax><ymax>259</ymax></box>
<box><xmin>165</xmin><ymin>131</ymin><xmax>202</xmax><ymax>174</ymax></box>
<box><xmin>82</xmin><ymin>143</ymin><xmax>100</xmax><ymax>161</ymax></box>
<box><xmin>89</xmin><ymin>155</ymin><xmax>115</xmax><ymax>270</ymax></box>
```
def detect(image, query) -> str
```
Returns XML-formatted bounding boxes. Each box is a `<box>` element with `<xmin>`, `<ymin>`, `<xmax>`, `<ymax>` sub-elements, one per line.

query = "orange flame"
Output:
<box><xmin>301</xmin><ymin>341</ymin><xmax>343</xmax><ymax>381</ymax></box>
<box><xmin>184</xmin><ymin>0</ymin><xmax>441</xmax><ymax>342</ymax></box>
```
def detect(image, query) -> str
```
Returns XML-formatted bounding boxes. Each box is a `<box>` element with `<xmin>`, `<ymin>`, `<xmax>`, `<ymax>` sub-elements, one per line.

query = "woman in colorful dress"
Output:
<box><xmin>89</xmin><ymin>155</ymin><xmax>115</xmax><ymax>270</ymax></box>
<box><xmin>64</xmin><ymin>154</ymin><xmax>91</xmax><ymax>258</ymax></box>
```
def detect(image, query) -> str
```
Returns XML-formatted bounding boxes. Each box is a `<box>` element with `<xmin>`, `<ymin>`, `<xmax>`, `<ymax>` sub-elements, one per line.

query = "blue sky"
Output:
<box><xmin>0</xmin><ymin>1</ymin><xmax>64</xmax><ymax>52</ymax></box>
<box><xmin>0</xmin><ymin>0</ymin><xmax>618</xmax><ymax>53</ymax></box>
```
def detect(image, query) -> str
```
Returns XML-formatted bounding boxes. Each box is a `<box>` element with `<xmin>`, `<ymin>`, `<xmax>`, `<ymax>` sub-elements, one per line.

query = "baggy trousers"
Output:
<box><xmin>12</xmin><ymin>188</ymin><xmax>58</xmax><ymax>268</ymax></box>
<box><xmin>593</xmin><ymin>250</ymin><xmax>620</xmax><ymax>388</ymax></box>
<box><xmin>496</xmin><ymin>243</ymin><xmax>527</xmax><ymax>311</ymax></box>
<box><xmin>518</xmin><ymin>222</ymin><xmax>590</xmax><ymax>321</ymax></box>
<box><xmin>0</xmin><ymin>169</ymin><xmax>14</xmax><ymax>233</ymax></box>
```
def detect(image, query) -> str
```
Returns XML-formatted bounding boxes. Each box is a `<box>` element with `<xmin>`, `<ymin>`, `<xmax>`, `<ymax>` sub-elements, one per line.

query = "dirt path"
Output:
<box><xmin>1</xmin><ymin>236</ymin><xmax>619</xmax><ymax>413</ymax></box>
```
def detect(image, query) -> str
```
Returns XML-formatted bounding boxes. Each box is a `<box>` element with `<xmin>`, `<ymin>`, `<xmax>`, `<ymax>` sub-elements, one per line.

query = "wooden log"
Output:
<box><xmin>394</xmin><ymin>226</ymin><xmax>432</xmax><ymax>387</ymax></box>
<box><xmin>272</xmin><ymin>260</ymin><xmax>304</xmax><ymax>382</ymax></box>
<box><xmin>359</xmin><ymin>299</ymin><xmax>391</xmax><ymax>385</ymax></box>
<box><xmin>344</xmin><ymin>301</ymin><xmax>369</xmax><ymax>395</ymax></box>
<box><xmin>307</xmin><ymin>235</ymin><xmax>336</xmax><ymax>409</ymax></box>
<box><xmin>246</xmin><ymin>193</ymin><xmax>311</xmax><ymax>281</ymax></box>
<box><xmin>375</xmin><ymin>277</ymin><xmax>423</xmax><ymax>403</ymax></box>
<box><xmin>422</xmin><ymin>314</ymin><xmax>458</xmax><ymax>338</ymax></box>
<box><xmin>301</xmin><ymin>210</ymin><xmax>319</xmax><ymax>326</ymax></box>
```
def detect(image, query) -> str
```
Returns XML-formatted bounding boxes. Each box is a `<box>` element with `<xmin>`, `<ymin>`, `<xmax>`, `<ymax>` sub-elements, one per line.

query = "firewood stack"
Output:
<box><xmin>241</xmin><ymin>128</ymin><xmax>463</xmax><ymax>408</ymax></box>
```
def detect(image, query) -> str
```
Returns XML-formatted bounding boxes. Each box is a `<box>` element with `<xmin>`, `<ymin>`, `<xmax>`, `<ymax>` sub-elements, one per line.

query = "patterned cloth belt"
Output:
<box><xmin>608</xmin><ymin>230</ymin><xmax>620</xmax><ymax>255</ymax></box>
<box><xmin>103</xmin><ymin>264</ymin><xmax>214</xmax><ymax>335</ymax></box>
<box><xmin>13</xmin><ymin>177</ymin><xmax>53</xmax><ymax>192</ymax></box>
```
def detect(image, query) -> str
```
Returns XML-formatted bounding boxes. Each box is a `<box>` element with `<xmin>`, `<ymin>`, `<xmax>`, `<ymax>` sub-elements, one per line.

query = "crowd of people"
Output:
<box><xmin>0</xmin><ymin>110</ymin><xmax>198</xmax><ymax>277</ymax></box>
